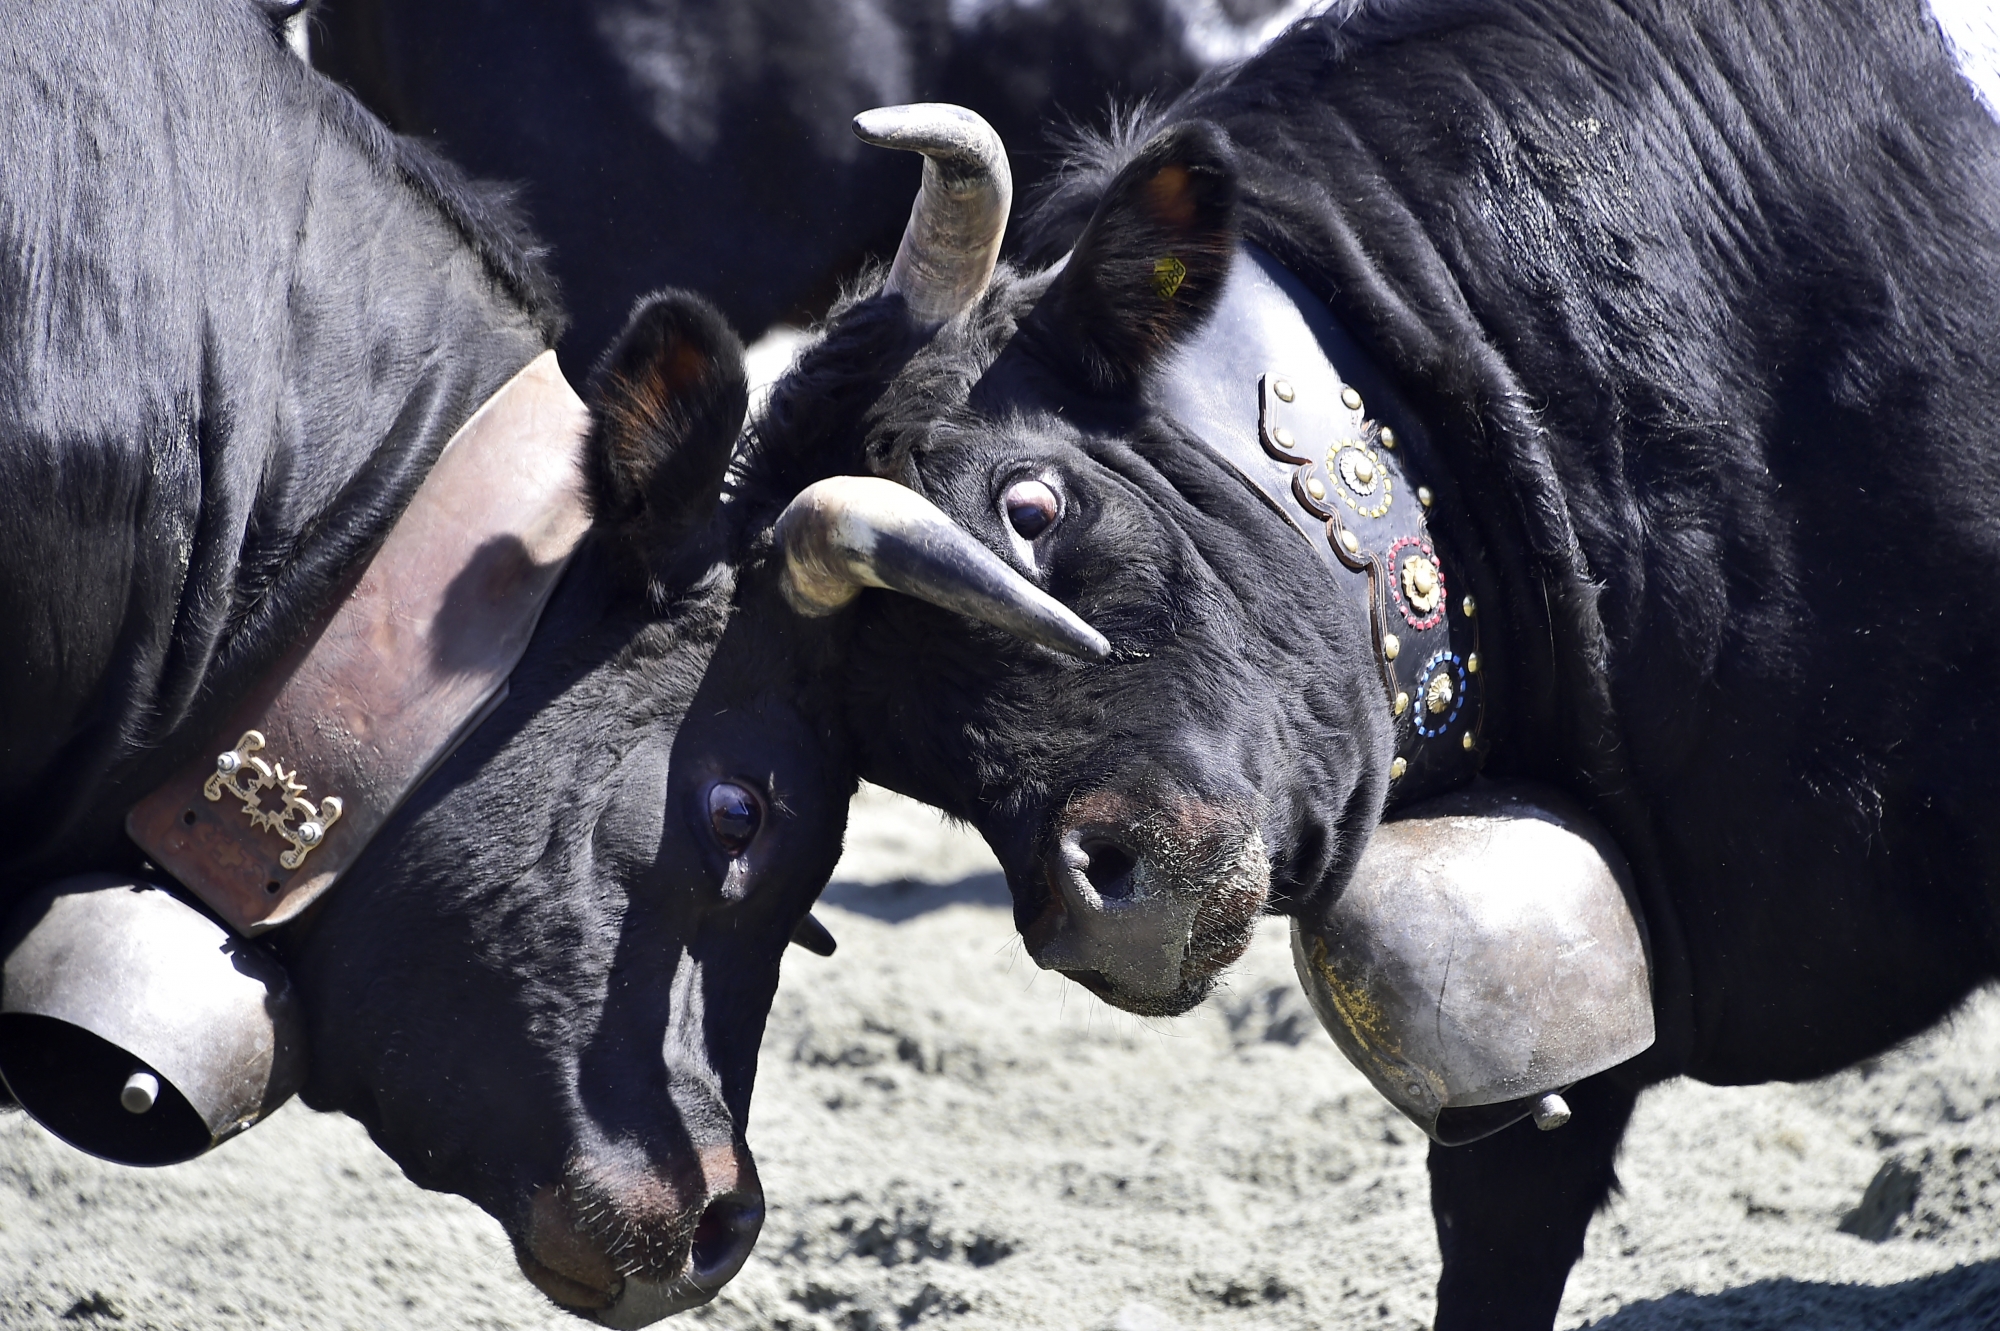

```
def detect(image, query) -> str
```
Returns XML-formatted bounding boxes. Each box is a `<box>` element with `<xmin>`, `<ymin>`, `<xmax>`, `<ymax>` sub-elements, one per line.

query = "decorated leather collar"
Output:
<box><xmin>125</xmin><ymin>350</ymin><xmax>592</xmax><ymax>935</ymax></box>
<box><xmin>1148</xmin><ymin>245</ymin><xmax>1488</xmax><ymax>805</ymax></box>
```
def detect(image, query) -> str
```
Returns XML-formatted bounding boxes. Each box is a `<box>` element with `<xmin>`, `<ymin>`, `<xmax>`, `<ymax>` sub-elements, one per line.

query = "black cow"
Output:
<box><xmin>308</xmin><ymin>0</ymin><xmax>1324</xmax><ymax>359</ymax></box>
<box><xmin>2</xmin><ymin>2</ymin><xmax>846</xmax><ymax>1322</ymax></box>
<box><xmin>605</xmin><ymin>0</ymin><xmax>2000</xmax><ymax>1324</ymax></box>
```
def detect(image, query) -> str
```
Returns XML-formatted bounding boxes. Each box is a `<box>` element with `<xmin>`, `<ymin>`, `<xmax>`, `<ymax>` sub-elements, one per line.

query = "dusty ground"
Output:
<box><xmin>4</xmin><ymin>784</ymin><xmax>2000</xmax><ymax>1330</ymax></box>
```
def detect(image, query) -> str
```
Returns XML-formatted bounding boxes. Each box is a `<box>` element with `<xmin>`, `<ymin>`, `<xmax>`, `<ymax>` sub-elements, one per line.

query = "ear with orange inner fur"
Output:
<box><xmin>584</xmin><ymin>290</ymin><xmax>749</xmax><ymax>599</ymax></box>
<box><xmin>1034</xmin><ymin>120</ymin><xmax>1239</xmax><ymax>395</ymax></box>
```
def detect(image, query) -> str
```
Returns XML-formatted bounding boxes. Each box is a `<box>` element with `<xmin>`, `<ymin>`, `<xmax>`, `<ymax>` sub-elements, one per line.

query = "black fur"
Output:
<box><xmin>0</xmin><ymin>0</ymin><xmax>551</xmax><ymax>887</ymax></box>
<box><xmin>2</xmin><ymin>2</ymin><xmax>833</xmax><ymax>1312</ymax></box>
<box><xmin>717</xmin><ymin>0</ymin><xmax>2000</xmax><ymax>1323</ymax></box>
<box><xmin>310</xmin><ymin>0</ymin><xmax>1293</xmax><ymax>358</ymax></box>
<box><xmin>586</xmin><ymin>292</ymin><xmax>750</xmax><ymax>602</ymax></box>
<box><xmin>1032</xmin><ymin>121</ymin><xmax>1241</xmax><ymax>393</ymax></box>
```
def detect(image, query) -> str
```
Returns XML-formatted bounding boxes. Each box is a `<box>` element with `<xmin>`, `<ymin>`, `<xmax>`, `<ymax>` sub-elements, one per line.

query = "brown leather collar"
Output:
<box><xmin>126</xmin><ymin>351</ymin><xmax>592</xmax><ymax>935</ymax></box>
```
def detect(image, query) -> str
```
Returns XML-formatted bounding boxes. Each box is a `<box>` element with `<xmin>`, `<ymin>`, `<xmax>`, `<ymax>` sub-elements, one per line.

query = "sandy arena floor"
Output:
<box><xmin>4</xmin><ymin>784</ymin><xmax>2000</xmax><ymax>1330</ymax></box>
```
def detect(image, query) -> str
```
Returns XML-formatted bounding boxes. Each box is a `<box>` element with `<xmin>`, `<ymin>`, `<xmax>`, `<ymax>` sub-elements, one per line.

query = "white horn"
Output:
<box><xmin>775</xmin><ymin>476</ymin><xmax>1109</xmax><ymax>660</ymax></box>
<box><xmin>854</xmin><ymin>104</ymin><xmax>1013</xmax><ymax>328</ymax></box>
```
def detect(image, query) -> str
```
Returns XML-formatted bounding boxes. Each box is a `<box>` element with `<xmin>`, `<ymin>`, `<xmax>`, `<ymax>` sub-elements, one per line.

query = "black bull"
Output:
<box><xmin>606</xmin><ymin>0</ymin><xmax>2000</xmax><ymax>1324</ymax></box>
<box><xmin>1</xmin><ymin>2</ymin><xmax>850</xmax><ymax>1323</ymax></box>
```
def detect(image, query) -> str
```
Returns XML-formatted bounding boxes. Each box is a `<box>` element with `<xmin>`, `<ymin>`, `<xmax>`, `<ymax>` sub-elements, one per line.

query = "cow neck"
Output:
<box><xmin>125</xmin><ymin>350</ymin><xmax>593</xmax><ymax>936</ymax></box>
<box><xmin>1147</xmin><ymin>244</ymin><xmax>1491</xmax><ymax>808</ymax></box>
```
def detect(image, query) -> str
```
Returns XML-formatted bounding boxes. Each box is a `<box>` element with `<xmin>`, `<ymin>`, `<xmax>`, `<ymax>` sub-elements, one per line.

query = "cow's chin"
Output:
<box><xmin>1058</xmin><ymin>965</ymin><xmax>1219</xmax><ymax>1018</ymax></box>
<box><xmin>516</xmin><ymin>1251</ymin><xmax>720</xmax><ymax>1326</ymax></box>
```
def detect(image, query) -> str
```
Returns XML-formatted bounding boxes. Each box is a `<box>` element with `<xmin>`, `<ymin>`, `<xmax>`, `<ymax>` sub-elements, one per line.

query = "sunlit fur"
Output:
<box><xmin>736</xmin><ymin>2</ymin><xmax>2000</xmax><ymax>1326</ymax></box>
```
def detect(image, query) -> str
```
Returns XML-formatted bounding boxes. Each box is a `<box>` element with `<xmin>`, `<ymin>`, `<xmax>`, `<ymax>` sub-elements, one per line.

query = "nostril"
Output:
<box><xmin>689</xmin><ymin>1192</ymin><xmax>763</xmax><ymax>1285</ymax></box>
<box><xmin>1080</xmin><ymin>837</ymin><xmax>1139</xmax><ymax>901</ymax></box>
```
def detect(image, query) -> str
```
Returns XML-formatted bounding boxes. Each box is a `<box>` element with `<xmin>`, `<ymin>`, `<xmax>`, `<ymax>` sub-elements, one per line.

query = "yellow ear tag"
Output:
<box><xmin>1152</xmin><ymin>255</ymin><xmax>1187</xmax><ymax>299</ymax></box>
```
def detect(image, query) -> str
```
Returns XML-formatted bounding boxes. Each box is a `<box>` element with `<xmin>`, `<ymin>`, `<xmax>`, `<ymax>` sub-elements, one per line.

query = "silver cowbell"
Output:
<box><xmin>1292</xmin><ymin>781</ymin><xmax>1654</xmax><ymax>1145</ymax></box>
<box><xmin>0</xmin><ymin>875</ymin><xmax>307</xmax><ymax>1166</ymax></box>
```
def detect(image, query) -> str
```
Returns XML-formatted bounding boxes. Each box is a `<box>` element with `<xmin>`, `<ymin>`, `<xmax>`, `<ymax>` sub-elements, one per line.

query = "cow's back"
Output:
<box><xmin>0</xmin><ymin>0</ymin><xmax>553</xmax><ymax>890</ymax></box>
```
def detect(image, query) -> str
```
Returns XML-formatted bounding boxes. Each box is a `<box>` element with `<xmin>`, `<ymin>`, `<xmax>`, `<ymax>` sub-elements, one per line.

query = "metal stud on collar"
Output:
<box><xmin>1255</xmin><ymin>371</ymin><xmax>1485</xmax><ymax>793</ymax></box>
<box><xmin>203</xmin><ymin>731</ymin><xmax>344</xmax><ymax>872</ymax></box>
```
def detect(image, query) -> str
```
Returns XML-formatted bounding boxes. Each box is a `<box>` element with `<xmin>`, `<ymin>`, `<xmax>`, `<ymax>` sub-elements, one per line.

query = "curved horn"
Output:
<box><xmin>774</xmin><ymin>476</ymin><xmax>1110</xmax><ymax>660</ymax></box>
<box><xmin>853</xmin><ymin>104</ymin><xmax>1013</xmax><ymax>327</ymax></box>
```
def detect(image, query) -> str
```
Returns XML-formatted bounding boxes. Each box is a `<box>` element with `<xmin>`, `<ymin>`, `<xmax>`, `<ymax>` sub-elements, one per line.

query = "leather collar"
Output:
<box><xmin>1148</xmin><ymin>245</ymin><xmax>1489</xmax><ymax>806</ymax></box>
<box><xmin>125</xmin><ymin>350</ymin><xmax>592</xmax><ymax>935</ymax></box>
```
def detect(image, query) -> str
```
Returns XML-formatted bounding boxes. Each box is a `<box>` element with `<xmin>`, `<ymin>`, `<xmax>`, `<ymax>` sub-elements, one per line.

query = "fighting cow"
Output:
<box><xmin>1</xmin><ymin>1</ymin><xmax>848</xmax><ymax>1322</ymax></box>
<box><xmin>606</xmin><ymin>0</ymin><xmax>2000</xmax><ymax>1323</ymax></box>
<box><xmin>308</xmin><ymin>0</ymin><xmax>1329</xmax><ymax>358</ymax></box>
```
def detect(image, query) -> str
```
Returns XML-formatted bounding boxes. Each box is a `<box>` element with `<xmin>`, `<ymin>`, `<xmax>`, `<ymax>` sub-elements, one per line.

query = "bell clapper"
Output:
<box><xmin>120</xmin><ymin>1070</ymin><xmax>160</xmax><ymax>1115</ymax></box>
<box><xmin>1532</xmin><ymin>1092</ymin><xmax>1572</xmax><ymax>1131</ymax></box>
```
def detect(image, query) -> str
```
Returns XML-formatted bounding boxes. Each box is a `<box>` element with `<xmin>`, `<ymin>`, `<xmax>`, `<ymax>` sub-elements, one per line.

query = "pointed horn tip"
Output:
<box><xmin>1059</xmin><ymin>622</ymin><xmax>1113</xmax><ymax>661</ymax></box>
<box><xmin>851</xmin><ymin>104</ymin><xmax>1003</xmax><ymax>161</ymax></box>
<box><xmin>774</xmin><ymin>475</ymin><xmax>1111</xmax><ymax>660</ymax></box>
<box><xmin>791</xmin><ymin>913</ymin><xmax>837</xmax><ymax>957</ymax></box>
<box><xmin>850</xmin><ymin>106</ymin><xmax>906</xmax><ymax>146</ymax></box>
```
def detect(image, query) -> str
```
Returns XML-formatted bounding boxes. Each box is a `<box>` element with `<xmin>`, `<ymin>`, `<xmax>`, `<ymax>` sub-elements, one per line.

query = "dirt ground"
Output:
<box><xmin>3</xmin><ymin>783</ymin><xmax>2000</xmax><ymax>1330</ymax></box>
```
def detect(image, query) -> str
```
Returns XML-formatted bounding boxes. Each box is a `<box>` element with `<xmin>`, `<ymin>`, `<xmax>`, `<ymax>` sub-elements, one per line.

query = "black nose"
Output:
<box><xmin>1077</xmin><ymin>835</ymin><xmax>1141</xmax><ymax>902</ymax></box>
<box><xmin>688</xmin><ymin>1191</ymin><xmax>763</xmax><ymax>1289</ymax></box>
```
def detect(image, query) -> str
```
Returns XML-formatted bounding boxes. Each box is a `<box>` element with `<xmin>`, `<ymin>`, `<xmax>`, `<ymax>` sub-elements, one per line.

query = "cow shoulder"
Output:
<box><xmin>1033</xmin><ymin>119</ymin><xmax>1239</xmax><ymax>394</ymax></box>
<box><xmin>586</xmin><ymin>290</ymin><xmax>749</xmax><ymax>595</ymax></box>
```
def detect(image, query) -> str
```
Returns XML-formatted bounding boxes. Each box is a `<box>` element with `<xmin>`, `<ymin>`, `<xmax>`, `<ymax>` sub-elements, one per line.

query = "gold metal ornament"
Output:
<box><xmin>1383</xmin><ymin>633</ymin><xmax>1401</xmax><ymax>661</ymax></box>
<box><xmin>1341</xmin><ymin>387</ymin><xmax>1363</xmax><ymax>411</ymax></box>
<box><xmin>1389</xmin><ymin>757</ymin><xmax>1408</xmax><ymax>780</ymax></box>
<box><xmin>1378</xmin><ymin>426</ymin><xmax>1397</xmax><ymax>450</ymax></box>
<box><xmin>1273</xmin><ymin>378</ymin><xmax>1296</xmax><ymax>403</ymax></box>
<box><xmin>1332</xmin><ymin>445</ymin><xmax>1393</xmax><ymax>518</ymax></box>
<box><xmin>1338</xmin><ymin>529</ymin><xmax>1360</xmax><ymax>554</ymax></box>
<box><xmin>1306</xmin><ymin>477</ymin><xmax>1327</xmax><ymax>500</ymax></box>
<box><xmin>204</xmin><ymin>731</ymin><xmax>344</xmax><ymax>872</ymax></box>
<box><xmin>1425</xmin><ymin>671</ymin><xmax>1455</xmax><ymax>716</ymax></box>
<box><xmin>1417</xmin><ymin>485</ymin><xmax>1433</xmax><ymax>508</ymax></box>
<box><xmin>1394</xmin><ymin>691</ymin><xmax>1410</xmax><ymax>716</ymax></box>
<box><xmin>1467</xmin><ymin>652</ymin><xmax>1481</xmax><ymax>674</ymax></box>
<box><xmin>1400</xmin><ymin>553</ymin><xmax>1442</xmax><ymax>615</ymax></box>
<box><xmin>1462</xmin><ymin>731</ymin><xmax>1476</xmax><ymax>751</ymax></box>
<box><xmin>1463</xmin><ymin>595</ymin><xmax>1477</xmax><ymax>618</ymax></box>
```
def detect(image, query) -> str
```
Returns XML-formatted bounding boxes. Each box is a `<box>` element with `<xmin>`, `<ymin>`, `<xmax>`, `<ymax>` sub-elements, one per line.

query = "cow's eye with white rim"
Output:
<box><xmin>705</xmin><ymin>780</ymin><xmax>764</xmax><ymax>857</ymax></box>
<box><xmin>1001</xmin><ymin>477</ymin><xmax>1061</xmax><ymax>540</ymax></box>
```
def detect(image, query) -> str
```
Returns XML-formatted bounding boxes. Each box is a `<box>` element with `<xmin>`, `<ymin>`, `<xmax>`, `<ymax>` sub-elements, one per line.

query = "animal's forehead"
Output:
<box><xmin>899</xmin><ymin>404</ymin><xmax>1119</xmax><ymax>490</ymax></box>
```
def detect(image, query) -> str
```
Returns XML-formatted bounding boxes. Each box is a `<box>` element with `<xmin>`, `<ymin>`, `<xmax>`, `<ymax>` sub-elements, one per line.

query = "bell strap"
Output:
<box><xmin>126</xmin><ymin>350</ymin><xmax>592</xmax><ymax>935</ymax></box>
<box><xmin>1147</xmin><ymin>245</ymin><xmax>1487</xmax><ymax>803</ymax></box>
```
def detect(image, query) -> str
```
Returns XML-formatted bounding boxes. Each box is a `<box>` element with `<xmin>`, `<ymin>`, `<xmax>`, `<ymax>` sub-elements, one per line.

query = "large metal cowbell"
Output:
<box><xmin>1292</xmin><ymin>782</ymin><xmax>1655</xmax><ymax>1145</ymax></box>
<box><xmin>0</xmin><ymin>876</ymin><xmax>306</xmax><ymax>1165</ymax></box>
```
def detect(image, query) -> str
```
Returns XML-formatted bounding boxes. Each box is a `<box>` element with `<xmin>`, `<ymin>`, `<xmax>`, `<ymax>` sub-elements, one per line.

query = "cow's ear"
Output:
<box><xmin>585</xmin><ymin>290</ymin><xmax>749</xmax><ymax>595</ymax></box>
<box><xmin>1034</xmin><ymin>120</ymin><xmax>1238</xmax><ymax>395</ymax></box>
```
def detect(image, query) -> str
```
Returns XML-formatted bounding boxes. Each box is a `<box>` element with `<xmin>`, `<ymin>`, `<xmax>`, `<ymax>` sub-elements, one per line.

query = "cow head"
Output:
<box><xmin>281</xmin><ymin>292</ymin><xmax>851</xmax><ymax>1325</ymax></box>
<box><xmin>720</xmin><ymin>111</ymin><xmax>1394</xmax><ymax>1019</ymax></box>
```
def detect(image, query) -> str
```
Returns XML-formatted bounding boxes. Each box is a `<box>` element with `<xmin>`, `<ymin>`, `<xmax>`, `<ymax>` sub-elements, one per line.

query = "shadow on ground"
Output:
<box><xmin>820</xmin><ymin>872</ymin><xmax>1011</xmax><ymax>924</ymax></box>
<box><xmin>1583</xmin><ymin>1259</ymin><xmax>2000</xmax><ymax>1330</ymax></box>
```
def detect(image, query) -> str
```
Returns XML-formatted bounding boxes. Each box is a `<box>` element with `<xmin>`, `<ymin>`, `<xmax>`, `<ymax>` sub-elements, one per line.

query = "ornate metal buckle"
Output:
<box><xmin>203</xmin><ymin>731</ymin><xmax>344</xmax><ymax>871</ymax></box>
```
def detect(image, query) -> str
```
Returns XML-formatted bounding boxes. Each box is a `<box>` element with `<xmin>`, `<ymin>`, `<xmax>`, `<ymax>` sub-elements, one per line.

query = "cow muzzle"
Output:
<box><xmin>0</xmin><ymin>875</ymin><xmax>306</xmax><ymax>1166</ymax></box>
<box><xmin>519</xmin><ymin>1142</ymin><xmax>764</xmax><ymax>1327</ymax></box>
<box><xmin>1027</xmin><ymin>789</ymin><xmax>1269</xmax><ymax>1016</ymax></box>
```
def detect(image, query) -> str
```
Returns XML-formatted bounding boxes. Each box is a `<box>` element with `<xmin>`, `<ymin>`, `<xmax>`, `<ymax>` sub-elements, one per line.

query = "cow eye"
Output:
<box><xmin>1002</xmin><ymin>479</ymin><xmax>1060</xmax><ymax>539</ymax></box>
<box><xmin>705</xmin><ymin>781</ymin><xmax>763</xmax><ymax>856</ymax></box>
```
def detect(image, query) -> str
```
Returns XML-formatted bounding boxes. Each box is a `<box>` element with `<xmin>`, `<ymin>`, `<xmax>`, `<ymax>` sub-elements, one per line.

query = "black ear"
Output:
<box><xmin>1034</xmin><ymin>120</ymin><xmax>1238</xmax><ymax>394</ymax></box>
<box><xmin>586</xmin><ymin>290</ymin><xmax>749</xmax><ymax>594</ymax></box>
